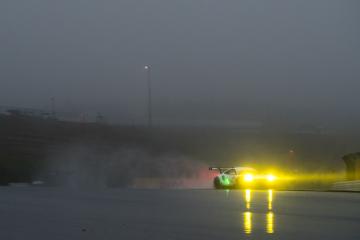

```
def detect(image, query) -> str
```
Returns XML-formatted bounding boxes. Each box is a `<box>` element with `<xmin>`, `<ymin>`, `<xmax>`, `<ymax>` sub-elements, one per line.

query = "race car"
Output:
<box><xmin>209</xmin><ymin>167</ymin><xmax>277</xmax><ymax>189</ymax></box>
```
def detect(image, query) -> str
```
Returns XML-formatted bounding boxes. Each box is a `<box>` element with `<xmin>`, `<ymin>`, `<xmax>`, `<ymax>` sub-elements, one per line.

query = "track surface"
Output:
<box><xmin>0</xmin><ymin>187</ymin><xmax>360</xmax><ymax>239</ymax></box>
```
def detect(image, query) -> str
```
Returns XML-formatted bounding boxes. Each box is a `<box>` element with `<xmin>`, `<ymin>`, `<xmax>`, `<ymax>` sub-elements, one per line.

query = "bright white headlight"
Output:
<box><xmin>267</xmin><ymin>174</ymin><xmax>275</xmax><ymax>182</ymax></box>
<box><xmin>244</xmin><ymin>174</ymin><xmax>254</xmax><ymax>182</ymax></box>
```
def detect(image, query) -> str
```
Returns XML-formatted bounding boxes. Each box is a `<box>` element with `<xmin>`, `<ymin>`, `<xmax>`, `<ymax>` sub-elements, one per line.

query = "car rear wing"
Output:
<box><xmin>209</xmin><ymin>167</ymin><xmax>233</xmax><ymax>174</ymax></box>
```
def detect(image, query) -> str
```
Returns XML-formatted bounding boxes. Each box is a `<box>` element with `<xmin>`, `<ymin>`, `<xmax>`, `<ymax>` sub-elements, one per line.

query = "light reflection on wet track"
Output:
<box><xmin>242</xmin><ymin>189</ymin><xmax>275</xmax><ymax>235</ymax></box>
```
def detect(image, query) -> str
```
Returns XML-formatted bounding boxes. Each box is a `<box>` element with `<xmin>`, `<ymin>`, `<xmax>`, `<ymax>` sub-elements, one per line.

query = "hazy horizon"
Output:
<box><xmin>1</xmin><ymin>0</ymin><xmax>359</xmax><ymax>127</ymax></box>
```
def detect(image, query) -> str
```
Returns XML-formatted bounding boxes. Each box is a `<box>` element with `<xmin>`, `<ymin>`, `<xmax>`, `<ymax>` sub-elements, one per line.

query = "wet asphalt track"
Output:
<box><xmin>0</xmin><ymin>187</ymin><xmax>360</xmax><ymax>240</ymax></box>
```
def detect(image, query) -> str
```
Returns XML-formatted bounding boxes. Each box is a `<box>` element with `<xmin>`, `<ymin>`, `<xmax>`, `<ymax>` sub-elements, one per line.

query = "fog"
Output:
<box><xmin>1</xmin><ymin>0</ymin><xmax>360</xmax><ymax>127</ymax></box>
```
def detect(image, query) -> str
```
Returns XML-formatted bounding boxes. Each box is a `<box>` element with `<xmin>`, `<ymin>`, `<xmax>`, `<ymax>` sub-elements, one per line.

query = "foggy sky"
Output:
<box><xmin>0</xmin><ymin>0</ymin><xmax>359</xmax><ymax>126</ymax></box>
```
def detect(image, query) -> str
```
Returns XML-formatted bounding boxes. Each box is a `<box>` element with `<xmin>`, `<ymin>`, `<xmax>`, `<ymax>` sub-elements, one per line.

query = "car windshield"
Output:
<box><xmin>225</xmin><ymin>169</ymin><xmax>237</xmax><ymax>175</ymax></box>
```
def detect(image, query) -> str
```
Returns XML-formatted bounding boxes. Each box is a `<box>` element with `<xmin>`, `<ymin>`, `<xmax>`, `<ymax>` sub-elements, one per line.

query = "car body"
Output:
<box><xmin>209</xmin><ymin>167</ymin><xmax>277</xmax><ymax>189</ymax></box>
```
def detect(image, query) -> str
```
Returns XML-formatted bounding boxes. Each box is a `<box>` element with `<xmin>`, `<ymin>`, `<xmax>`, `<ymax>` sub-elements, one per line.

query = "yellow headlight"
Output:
<box><xmin>267</xmin><ymin>174</ymin><xmax>276</xmax><ymax>182</ymax></box>
<box><xmin>244</xmin><ymin>174</ymin><xmax>254</xmax><ymax>182</ymax></box>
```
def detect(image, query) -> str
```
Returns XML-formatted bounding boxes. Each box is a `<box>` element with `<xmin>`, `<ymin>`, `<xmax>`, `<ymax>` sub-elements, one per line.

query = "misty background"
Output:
<box><xmin>1</xmin><ymin>0</ymin><xmax>359</xmax><ymax>128</ymax></box>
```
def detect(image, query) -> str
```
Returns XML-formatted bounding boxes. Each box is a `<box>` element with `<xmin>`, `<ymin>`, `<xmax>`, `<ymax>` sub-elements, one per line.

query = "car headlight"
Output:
<box><xmin>244</xmin><ymin>173</ymin><xmax>254</xmax><ymax>182</ymax></box>
<box><xmin>267</xmin><ymin>174</ymin><xmax>276</xmax><ymax>182</ymax></box>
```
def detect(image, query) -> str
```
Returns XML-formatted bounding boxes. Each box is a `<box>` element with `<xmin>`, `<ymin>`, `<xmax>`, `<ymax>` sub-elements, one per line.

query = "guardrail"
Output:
<box><xmin>332</xmin><ymin>180</ymin><xmax>360</xmax><ymax>191</ymax></box>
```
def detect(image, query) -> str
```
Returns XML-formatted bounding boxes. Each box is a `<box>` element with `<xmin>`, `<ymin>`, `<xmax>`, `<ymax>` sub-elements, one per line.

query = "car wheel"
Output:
<box><xmin>214</xmin><ymin>177</ymin><xmax>223</xmax><ymax>189</ymax></box>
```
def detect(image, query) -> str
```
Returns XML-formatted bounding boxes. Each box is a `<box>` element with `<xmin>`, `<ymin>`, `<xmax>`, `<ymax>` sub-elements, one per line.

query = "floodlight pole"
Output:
<box><xmin>144</xmin><ymin>66</ymin><xmax>152</xmax><ymax>128</ymax></box>
<box><xmin>51</xmin><ymin>97</ymin><xmax>56</xmax><ymax>118</ymax></box>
